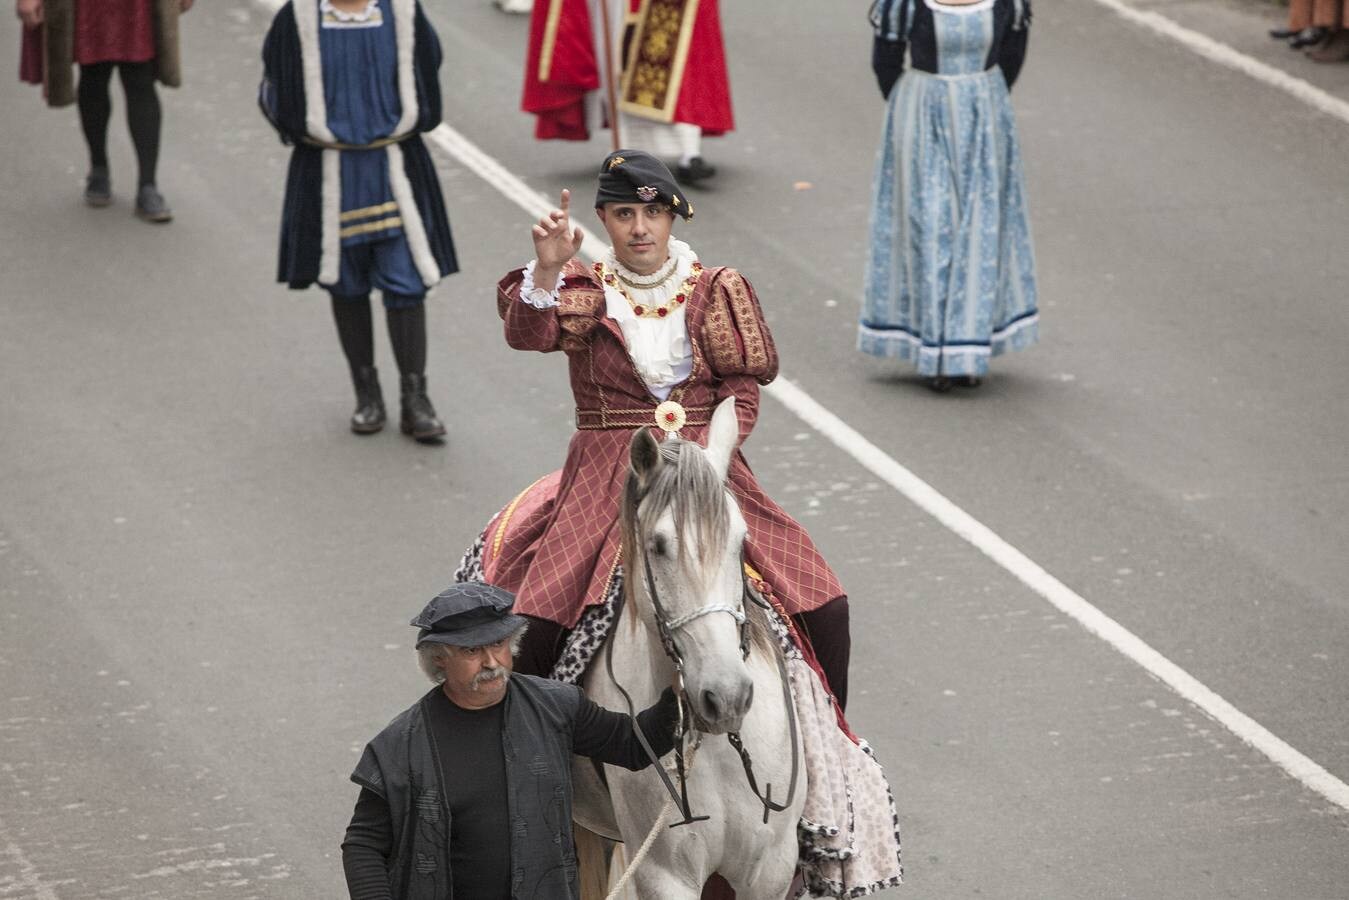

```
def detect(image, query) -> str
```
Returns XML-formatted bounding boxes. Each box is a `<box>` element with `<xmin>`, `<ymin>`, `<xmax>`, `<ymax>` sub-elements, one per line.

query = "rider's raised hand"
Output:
<box><xmin>532</xmin><ymin>189</ymin><xmax>584</xmax><ymax>275</ymax></box>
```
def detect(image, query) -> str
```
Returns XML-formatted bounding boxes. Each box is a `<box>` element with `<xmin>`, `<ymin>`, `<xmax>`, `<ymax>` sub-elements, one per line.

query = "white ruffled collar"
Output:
<box><xmin>321</xmin><ymin>0</ymin><xmax>380</xmax><ymax>22</ymax></box>
<box><xmin>601</xmin><ymin>240</ymin><xmax>698</xmax><ymax>397</ymax></box>
<box><xmin>605</xmin><ymin>239</ymin><xmax>696</xmax><ymax>293</ymax></box>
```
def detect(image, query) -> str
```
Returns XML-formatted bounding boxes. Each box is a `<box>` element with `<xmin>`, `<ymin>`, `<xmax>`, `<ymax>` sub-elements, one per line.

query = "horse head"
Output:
<box><xmin>621</xmin><ymin>397</ymin><xmax>755</xmax><ymax>734</ymax></box>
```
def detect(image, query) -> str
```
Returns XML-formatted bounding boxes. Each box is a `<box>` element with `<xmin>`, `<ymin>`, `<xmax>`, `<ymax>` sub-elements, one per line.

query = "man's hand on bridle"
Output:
<box><xmin>531</xmin><ymin>188</ymin><xmax>584</xmax><ymax>290</ymax></box>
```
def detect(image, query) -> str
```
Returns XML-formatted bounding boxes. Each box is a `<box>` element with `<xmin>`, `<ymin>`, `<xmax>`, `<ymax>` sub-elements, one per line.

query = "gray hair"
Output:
<box><xmin>416</xmin><ymin>622</ymin><xmax>529</xmax><ymax>684</ymax></box>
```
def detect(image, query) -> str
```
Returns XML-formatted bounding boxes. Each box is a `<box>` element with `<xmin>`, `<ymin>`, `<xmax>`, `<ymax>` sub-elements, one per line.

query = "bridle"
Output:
<box><xmin>605</xmin><ymin>504</ymin><xmax>801</xmax><ymax>829</ymax></box>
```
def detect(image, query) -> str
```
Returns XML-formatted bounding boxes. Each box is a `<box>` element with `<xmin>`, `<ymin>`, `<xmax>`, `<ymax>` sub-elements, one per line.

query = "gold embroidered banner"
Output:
<box><xmin>619</xmin><ymin>0</ymin><xmax>700</xmax><ymax>123</ymax></box>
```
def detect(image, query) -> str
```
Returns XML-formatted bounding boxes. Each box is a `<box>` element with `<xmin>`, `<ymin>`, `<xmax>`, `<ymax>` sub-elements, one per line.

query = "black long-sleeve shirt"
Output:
<box><xmin>342</xmin><ymin>684</ymin><xmax>679</xmax><ymax>900</ymax></box>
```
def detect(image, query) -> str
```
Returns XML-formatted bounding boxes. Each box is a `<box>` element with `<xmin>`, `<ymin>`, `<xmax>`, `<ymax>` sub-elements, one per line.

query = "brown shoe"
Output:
<box><xmin>1307</xmin><ymin>30</ymin><xmax>1349</xmax><ymax>61</ymax></box>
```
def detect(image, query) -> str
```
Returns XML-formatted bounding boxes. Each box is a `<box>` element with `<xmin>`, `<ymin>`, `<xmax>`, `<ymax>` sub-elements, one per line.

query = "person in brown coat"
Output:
<box><xmin>16</xmin><ymin>0</ymin><xmax>191</xmax><ymax>220</ymax></box>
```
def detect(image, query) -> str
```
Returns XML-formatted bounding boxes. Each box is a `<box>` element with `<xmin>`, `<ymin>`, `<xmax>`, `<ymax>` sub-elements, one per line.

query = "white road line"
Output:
<box><xmin>1089</xmin><ymin>0</ymin><xmax>1349</xmax><ymax>126</ymax></box>
<box><xmin>250</xmin><ymin>0</ymin><xmax>1349</xmax><ymax>812</ymax></box>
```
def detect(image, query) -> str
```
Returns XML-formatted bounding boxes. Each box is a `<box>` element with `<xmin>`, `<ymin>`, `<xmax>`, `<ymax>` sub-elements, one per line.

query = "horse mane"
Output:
<box><xmin>620</xmin><ymin>436</ymin><xmax>775</xmax><ymax>656</ymax></box>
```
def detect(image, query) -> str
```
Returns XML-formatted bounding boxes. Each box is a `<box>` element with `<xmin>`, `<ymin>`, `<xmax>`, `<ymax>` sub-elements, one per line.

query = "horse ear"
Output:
<box><xmin>629</xmin><ymin>426</ymin><xmax>663</xmax><ymax>487</ymax></box>
<box><xmin>704</xmin><ymin>397</ymin><xmax>737</xmax><ymax>482</ymax></box>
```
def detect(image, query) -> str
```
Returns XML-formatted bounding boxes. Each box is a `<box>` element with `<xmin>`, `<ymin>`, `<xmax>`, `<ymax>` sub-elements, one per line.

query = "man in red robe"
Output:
<box><xmin>520</xmin><ymin>0</ymin><xmax>733</xmax><ymax>182</ymax></box>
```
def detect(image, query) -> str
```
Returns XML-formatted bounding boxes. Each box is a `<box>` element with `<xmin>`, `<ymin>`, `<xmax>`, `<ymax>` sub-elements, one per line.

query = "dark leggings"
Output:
<box><xmin>330</xmin><ymin>295</ymin><xmax>427</xmax><ymax>377</ymax></box>
<box><xmin>515</xmin><ymin>595</ymin><xmax>851</xmax><ymax>710</ymax></box>
<box><xmin>77</xmin><ymin>61</ymin><xmax>160</xmax><ymax>186</ymax></box>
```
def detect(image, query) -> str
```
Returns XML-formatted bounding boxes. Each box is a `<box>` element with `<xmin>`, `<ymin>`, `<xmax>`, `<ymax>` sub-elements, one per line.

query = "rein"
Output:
<box><xmin>603</xmin><ymin>586</ymin><xmax>709</xmax><ymax>829</ymax></box>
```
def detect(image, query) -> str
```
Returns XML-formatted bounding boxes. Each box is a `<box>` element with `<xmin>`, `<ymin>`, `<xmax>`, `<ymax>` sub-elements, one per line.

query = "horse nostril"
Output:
<box><xmin>702</xmin><ymin>689</ymin><xmax>721</xmax><ymax>721</ymax></box>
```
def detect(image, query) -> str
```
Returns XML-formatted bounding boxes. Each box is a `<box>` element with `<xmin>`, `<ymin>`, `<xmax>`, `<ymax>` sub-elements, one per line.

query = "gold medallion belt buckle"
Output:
<box><xmin>654</xmin><ymin>400</ymin><xmax>687</xmax><ymax>434</ymax></box>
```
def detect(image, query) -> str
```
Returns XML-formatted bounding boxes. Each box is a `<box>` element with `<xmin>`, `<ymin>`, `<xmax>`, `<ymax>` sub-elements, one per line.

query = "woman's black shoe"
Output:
<box><xmin>1269</xmin><ymin>27</ymin><xmax>1298</xmax><ymax>40</ymax></box>
<box><xmin>350</xmin><ymin>365</ymin><xmax>386</xmax><ymax>434</ymax></box>
<box><xmin>1290</xmin><ymin>27</ymin><xmax>1327</xmax><ymax>48</ymax></box>
<box><xmin>925</xmin><ymin>375</ymin><xmax>953</xmax><ymax>393</ymax></box>
<box><xmin>134</xmin><ymin>184</ymin><xmax>173</xmax><ymax>223</ymax></box>
<box><xmin>954</xmin><ymin>375</ymin><xmax>983</xmax><ymax>388</ymax></box>
<box><xmin>84</xmin><ymin>168</ymin><xmax>111</xmax><ymax>207</ymax></box>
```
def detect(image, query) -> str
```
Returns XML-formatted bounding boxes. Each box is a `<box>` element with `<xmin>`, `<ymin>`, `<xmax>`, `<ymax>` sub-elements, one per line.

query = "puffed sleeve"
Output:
<box><xmin>870</xmin><ymin>0</ymin><xmax>910</xmax><ymax>99</ymax></box>
<box><xmin>700</xmin><ymin>269</ymin><xmax>779</xmax><ymax>385</ymax></box>
<box><xmin>497</xmin><ymin>262</ymin><xmax>606</xmax><ymax>353</ymax></box>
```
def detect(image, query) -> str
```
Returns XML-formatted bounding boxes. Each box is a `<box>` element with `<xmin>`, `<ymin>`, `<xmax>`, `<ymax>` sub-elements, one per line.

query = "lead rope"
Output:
<box><xmin>604</xmin><ymin>736</ymin><xmax>702</xmax><ymax>899</ymax></box>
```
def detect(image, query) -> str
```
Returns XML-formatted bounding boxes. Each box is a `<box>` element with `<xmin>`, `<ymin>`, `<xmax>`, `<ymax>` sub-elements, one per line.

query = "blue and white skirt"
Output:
<box><xmin>860</xmin><ymin>67</ymin><xmax>1039</xmax><ymax>377</ymax></box>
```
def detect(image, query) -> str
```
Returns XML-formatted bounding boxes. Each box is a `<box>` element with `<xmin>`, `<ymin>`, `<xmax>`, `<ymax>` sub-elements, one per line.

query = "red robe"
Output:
<box><xmin>521</xmin><ymin>0</ymin><xmax>734</xmax><ymax>141</ymax></box>
<box><xmin>490</xmin><ymin>262</ymin><xmax>843</xmax><ymax>628</ymax></box>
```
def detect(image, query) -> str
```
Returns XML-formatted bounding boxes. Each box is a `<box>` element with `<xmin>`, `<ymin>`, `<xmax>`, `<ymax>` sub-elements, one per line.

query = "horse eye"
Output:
<box><xmin>650</xmin><ymin>535</ymin><xmax>669</xmax><ymax>557</ymax></box>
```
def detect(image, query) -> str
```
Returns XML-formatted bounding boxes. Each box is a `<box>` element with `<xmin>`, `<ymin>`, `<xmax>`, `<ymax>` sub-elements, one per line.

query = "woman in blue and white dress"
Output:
<box><xmin>860</xmin><ymin>0</ymin><xmax>1038</xmax><ymax>391</ymax></box>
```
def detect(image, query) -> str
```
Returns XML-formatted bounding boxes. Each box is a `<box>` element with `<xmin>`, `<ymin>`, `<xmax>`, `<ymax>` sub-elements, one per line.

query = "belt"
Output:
<box><xmin>302</xmin><ymin>132</ymin><xmax>415</xmax><ymax>151</ymax></box>
<box><xmin>575</xmin><ymin>400</ymin><xmax>712</xmax><ymax>433</ymax></box>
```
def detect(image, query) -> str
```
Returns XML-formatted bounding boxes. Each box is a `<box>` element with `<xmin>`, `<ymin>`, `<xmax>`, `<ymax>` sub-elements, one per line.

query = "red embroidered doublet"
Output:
<box><xmin>488</xmin><ymin>262</ymin><xmax>844</xmax><ymax>627</ymax></box>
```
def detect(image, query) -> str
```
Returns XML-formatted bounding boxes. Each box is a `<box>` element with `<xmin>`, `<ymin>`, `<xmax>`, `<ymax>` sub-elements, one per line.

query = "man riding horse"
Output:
<box><xmin>489</xmin><ymin>150</ymin><xmax>851</xmax><ymax>708</ymax></box>
<box><xmin>457</xmin><ymin>150</ymin><xmax>901</xmax><ymax>897</ymax></box>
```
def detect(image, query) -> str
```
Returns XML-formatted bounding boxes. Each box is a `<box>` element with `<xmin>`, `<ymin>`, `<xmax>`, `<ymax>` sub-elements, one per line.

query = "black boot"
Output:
<box><xmin>350</xmin><ymin>365</ymin><xmax>386</xmax><ymax>434</ymax></box>
<box><xmin>399</xmin><ymin>373</ymin><xmax>446</xmax><ymax>442</ymax></box>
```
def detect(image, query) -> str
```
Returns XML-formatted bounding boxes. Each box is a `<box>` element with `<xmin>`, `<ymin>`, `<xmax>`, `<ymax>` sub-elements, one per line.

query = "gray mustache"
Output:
<box><xmin>471</xmin><ymin>667</ymin><xmax>509</xmax><ymax>689</ymax></box>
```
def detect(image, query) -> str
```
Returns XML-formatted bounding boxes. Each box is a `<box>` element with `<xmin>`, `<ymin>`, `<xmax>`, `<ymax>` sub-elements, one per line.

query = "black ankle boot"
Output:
<box><xmin>399</xmin><ymin>373</ymin><xmax>446</xmax><ymax>442</ymax></box>
<box><xmin>350</xmin><ymin>365</ymin><xmax>386</xmax><ymax>434</ymax></box>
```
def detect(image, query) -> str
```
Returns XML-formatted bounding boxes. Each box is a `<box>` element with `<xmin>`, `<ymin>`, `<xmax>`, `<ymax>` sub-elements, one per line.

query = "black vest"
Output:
<box><xmin>351</xmin><ymin>675</ymin><xmax>584</xmax><ymax>899</ymax></box>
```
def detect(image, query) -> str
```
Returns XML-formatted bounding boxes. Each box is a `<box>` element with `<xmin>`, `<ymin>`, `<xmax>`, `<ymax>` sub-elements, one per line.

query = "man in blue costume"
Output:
<box><xmin>261</xmin><ymin>0</ymin><xmax>458</xmax><ymax>442</ymax></box>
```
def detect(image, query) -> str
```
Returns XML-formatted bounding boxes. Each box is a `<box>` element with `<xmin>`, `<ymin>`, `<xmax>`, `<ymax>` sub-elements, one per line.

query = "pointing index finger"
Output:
<box><xmin>559</xmin><ymin>188</ymin><xmax>571</xmax><ymax>216</ymax></box>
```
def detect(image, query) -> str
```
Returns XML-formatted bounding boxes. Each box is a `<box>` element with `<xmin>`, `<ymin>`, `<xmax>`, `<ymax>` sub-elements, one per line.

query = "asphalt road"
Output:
<box><xmin>1</xmin><ymin>0</ymin><xmax>1347</xmax><ymax>897</ymax></box>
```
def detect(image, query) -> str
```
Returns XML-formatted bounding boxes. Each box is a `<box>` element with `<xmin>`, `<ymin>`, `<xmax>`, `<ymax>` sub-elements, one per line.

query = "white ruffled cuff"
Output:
<box><xmin>520</xmin><ymin>260</ymin><xmax>564</xmax><ymax>309</ymax></box>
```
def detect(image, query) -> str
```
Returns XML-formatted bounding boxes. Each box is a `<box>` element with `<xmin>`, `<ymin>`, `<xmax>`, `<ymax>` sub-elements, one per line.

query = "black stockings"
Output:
<box><xmin>513</xmin><ymin>596</ymin><xmax>852</xmax><ymax>710</ymax></box>
<box><xmin>384</xmin><ymin>304</ymin><xmax>427</xmax><ymax>377</ymax></box>
<box><xmin>330</xmin><ymin>295</ymin><xmax>427</xmax><ymax>377</ymax></box>
<box><xmin>77</xmin><ymin>61</ymin><xmax>161</xmax><ymax>186</ymax></box>
<box><xmin>330</xmin><ymin>295</ymin><xmax>375</xmax><ymax>372</ymax></box>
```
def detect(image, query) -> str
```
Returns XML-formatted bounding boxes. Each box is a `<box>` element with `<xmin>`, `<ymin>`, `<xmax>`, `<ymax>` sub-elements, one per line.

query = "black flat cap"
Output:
<box><xmin>594</xmin><ymin>149</ymin><xmax>693</xmax><ymax>220</ymax></box>
<box><xmin>410</xmin><ymin>583</ymin><xmax>527</xmax><ymax>648</ymax></box>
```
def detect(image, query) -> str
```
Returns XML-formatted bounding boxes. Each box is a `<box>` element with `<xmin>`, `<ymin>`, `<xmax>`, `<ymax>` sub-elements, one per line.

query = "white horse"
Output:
<box><xmin>573</xmin><ymin>397</ymin><xmax>807</xmax><ymax>900</ymax></box>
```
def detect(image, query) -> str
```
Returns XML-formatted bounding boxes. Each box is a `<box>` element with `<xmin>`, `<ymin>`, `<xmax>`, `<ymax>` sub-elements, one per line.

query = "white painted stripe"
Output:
<box><xmin>250</xmin><ymin>0</ymin><xmax>1349</xmax><ymax>812</ymax></box>
<box><xmin>1090</xmin><ymin>0</ymin><xmax>1349</xmax><ymax>126</ymax></box>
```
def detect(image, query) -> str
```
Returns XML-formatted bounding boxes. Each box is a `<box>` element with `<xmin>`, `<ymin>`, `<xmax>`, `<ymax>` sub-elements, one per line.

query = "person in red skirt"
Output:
<box><xmin>16</xmin><ymin>0</ymin><xmax>192</xmax><ymax>221</ymax></box>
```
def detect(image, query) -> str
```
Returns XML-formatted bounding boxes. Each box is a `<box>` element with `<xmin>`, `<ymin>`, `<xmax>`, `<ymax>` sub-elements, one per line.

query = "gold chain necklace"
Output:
<box><xmin>596</xmin><ymin>260</ymin><xmax>703</xmax><ymax>319</ymax></box>
<box><xmin>615</xmin><ymin>265</ymin><xmax>679</xmax><ymax>292</ymax></box>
